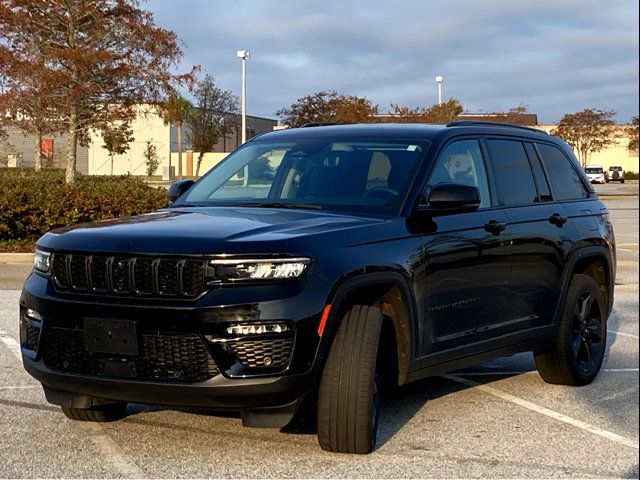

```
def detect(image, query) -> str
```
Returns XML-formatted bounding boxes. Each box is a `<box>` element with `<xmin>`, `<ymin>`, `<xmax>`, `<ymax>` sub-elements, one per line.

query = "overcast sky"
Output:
<box><xmin>146</xmin><ymin>0</ymin><xmax>639</xmax><ymax>124</ymax></box>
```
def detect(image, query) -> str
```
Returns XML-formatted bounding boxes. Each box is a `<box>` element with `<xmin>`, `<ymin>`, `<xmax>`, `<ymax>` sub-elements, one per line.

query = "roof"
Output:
<box><xmin>253</xmin><ymin>121</ymin><xmax>551</xmax><ymax>143</ymax></box>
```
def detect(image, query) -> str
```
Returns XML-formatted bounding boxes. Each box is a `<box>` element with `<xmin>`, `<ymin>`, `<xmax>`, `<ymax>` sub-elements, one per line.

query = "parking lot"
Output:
<box><xmin>0</xmin><ymin>195</ymin><xmax>637</xmax><ymax>478</ymax></box>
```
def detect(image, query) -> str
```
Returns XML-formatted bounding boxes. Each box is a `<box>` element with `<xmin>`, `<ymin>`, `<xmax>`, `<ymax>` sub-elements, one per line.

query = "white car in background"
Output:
<box><xmin>607</xmin><ymin>166</ymin><xmax>625</xmax><ymax>183</ymax></box>
<box><xmin>585</xmin><ymin>165</ymin><xmax>606</xmax><ymax>184</ymax></box>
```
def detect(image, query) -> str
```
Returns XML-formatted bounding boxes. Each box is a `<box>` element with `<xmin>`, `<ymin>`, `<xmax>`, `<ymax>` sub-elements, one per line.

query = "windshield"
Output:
<box><xmin>585</xmin><ymin>167</ymin><xmax>603</xmax><ymax>173</ymax></box>
<box><xmin>175</xmin><ymin>138</ymin><xmax>429</xmax><ymax>215</ymax></box>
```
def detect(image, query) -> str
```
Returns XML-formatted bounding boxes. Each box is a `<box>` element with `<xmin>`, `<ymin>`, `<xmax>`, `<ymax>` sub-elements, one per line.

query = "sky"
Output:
<box><xmin>146</xmin><ymin>0</ymin><xmax>639</xmax><ymax>124</ymax></box>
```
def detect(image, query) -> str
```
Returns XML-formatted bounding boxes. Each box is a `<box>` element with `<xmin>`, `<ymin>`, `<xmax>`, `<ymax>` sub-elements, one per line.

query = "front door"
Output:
<box><xmin>416</xmin><ymin>138</ymin><xmax>512</xmax><ymax>357</ymax></box>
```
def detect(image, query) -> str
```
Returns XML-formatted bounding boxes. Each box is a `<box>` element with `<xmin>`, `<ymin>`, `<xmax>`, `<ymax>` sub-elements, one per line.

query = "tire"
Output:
<box><xmin>61</xmin><ymin>402</ymin><xmax>127</xmax><ymax>422</ymax></box>
<box><xmin>317</xmin><ymin>305</ymin><xmax>383</xmax><ymax>454</ymax></box>
<box><xmin>535</xmin><ymin>274</ymin><xmax>607</xmax><ymax>386</ymax></box>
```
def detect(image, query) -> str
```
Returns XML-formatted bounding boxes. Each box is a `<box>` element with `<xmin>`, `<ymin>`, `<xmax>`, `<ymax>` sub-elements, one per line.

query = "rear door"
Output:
<box><xmin>484</xmin><ymin>137</ymin><xmax>573</xmax><ymax>337</ymax></box>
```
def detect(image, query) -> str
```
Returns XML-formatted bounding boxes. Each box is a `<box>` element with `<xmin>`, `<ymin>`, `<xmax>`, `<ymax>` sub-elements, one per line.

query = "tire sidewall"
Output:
<box><xmin>559</xmin><ymin>275</ymin><xmax>607</xmax><ymax>384</ymax></box>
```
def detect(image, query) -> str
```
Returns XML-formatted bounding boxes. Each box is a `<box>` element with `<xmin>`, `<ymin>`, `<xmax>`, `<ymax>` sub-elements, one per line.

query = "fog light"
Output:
<box><xmin>26</xmin><ymin>308</ymin><xmax>43</xmax><ymax>321</ymax></box>
<box><xmin>226</xmin><ymin>322</ymin><xmax>290</xmax><ymax>336</ymax></box>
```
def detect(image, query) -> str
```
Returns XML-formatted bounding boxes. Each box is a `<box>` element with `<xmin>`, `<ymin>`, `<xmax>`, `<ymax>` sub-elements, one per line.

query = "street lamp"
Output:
<box><xmin>435</xmin><ymin>75</ymin><xmax>444</xmax><ymax>106</ymax></box>
<box><xmin>236</xmin><ymin>49</ymin><xmax>249</xmax><ymax>144</ymax></box>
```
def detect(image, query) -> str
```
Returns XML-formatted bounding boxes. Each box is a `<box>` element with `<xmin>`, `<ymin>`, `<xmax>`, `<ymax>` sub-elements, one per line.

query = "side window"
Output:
<box><xmin>486</xmin><ymin>139</ymin><xmax>538</xmax><ymax>206</ymax></box>
<box><xmin>425</xmin><ymin>139</ymin><xmax>491</xmax><ymax>207</ymax></box>
<box><xmin>536</xmin><ymin>143</ymin><xmax>589</xmax><ymax>200</ymax></box>
<box><xmin>524</xmin><ymin>143</ymin><xmax>552</xmax><ymax>202</ymax></box>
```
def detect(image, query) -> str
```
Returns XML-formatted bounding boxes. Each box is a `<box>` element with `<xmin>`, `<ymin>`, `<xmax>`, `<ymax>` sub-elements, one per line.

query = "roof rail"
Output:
<box><xmin>298</xmin><ymin>122</ymin><xmax>345</xmax><ymax>128</ymax></box>
<box><xmin>446</xmin><ymin>120</ymin><xmax>548</xmax><ymax>134</ymax></box>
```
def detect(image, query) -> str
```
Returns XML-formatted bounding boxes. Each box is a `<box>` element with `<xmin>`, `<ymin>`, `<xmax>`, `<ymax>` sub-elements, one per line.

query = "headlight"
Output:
<box><xmin>34</xmin><ymin>249</ymin><xmax>51</xmax><ymax>273</ymax></box>
<box><xmin>209</xmin><ymin>257</ymin><xmax>311</xmax><ymax>283</ymax></box>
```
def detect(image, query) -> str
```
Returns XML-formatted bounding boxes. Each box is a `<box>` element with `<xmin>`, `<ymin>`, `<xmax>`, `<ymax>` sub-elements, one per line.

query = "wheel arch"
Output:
<box><xmin>319</xmin><ymin>271</ymin><xmax>417</xmax><ymax>385</ymax></box>
<box><xmin>557</xmin><ymin>246</ymin><xmax>614</xmax><ymax>326</ymax></box>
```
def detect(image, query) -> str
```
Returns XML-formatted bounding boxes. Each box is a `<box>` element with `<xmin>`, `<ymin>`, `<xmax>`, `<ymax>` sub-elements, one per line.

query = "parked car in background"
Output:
<box><xmin>585</xmin><ymin>165</ymin><xmax>606</xmax><ymax>184</ymax></box>
<box><xmin>607</xmin><ymin>166</ymin><xmax>625</xmax><ymax>183</ymax></box>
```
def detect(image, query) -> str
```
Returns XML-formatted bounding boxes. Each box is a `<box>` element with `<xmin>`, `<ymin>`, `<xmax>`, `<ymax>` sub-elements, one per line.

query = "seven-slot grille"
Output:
<box><xmin>51</xmin><ymin>253</ymin><xmax>205</xmax><ymax>298</ymax></box>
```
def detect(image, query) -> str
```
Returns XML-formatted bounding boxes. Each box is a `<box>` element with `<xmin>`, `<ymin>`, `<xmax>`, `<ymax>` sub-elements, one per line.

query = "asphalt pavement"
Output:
<box><xmin>0</xmin><ymin>197</ymin><xmax>637</xmax><ymax>478</ymax></box>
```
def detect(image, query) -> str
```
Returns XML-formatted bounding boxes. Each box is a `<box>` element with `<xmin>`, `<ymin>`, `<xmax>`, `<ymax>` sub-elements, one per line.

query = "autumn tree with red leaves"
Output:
<box><xmin>551</xmin><ymin>109</ymin><xmax>617</xmax><ymax>167</ymax></box>
<box><xmin>0</xmin><ymin>0</ymin><xmax>194</xmax><ymax>183</ymax></box>
<box><xmin>276</xmin><ymin>91</ymin><xmax>378</xmax><ymax>127</ymax></box>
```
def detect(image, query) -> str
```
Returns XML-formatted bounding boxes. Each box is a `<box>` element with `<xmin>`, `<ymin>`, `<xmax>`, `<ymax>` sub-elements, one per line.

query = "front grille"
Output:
<box><xmin>41</xmin><ymin>327</ymin><xmax>219</xmax><ymax>383</ymax></box>
<box><xmin>228</xmin><ymin>338</ymin><xmax>294</xmax><ymax>369</ymax></box>
<box><xmin>51</xmin><ymin>253</ymin><xmax>206</xmax><ymax>298</ymax></box>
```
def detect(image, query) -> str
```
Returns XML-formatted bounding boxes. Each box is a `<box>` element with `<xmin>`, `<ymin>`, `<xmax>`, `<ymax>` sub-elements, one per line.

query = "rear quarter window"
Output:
<box><xmin>536</xmin><ymin>143</ymin><xmax>589</xmax><ymax>201</ymax></box>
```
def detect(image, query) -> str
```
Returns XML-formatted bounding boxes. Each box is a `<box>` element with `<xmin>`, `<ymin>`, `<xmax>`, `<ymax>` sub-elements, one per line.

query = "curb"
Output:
<box><xmin>0</xmin><ymin>253</ymin><xmax>33</xmax><ymax>264</ymax></box>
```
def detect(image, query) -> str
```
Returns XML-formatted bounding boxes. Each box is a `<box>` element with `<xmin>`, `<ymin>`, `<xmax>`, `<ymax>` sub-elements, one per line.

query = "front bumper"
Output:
<box><xmin>20</xmin><ymin>271</ymin><xmax>329</xmax><ymax>411</ymax></box>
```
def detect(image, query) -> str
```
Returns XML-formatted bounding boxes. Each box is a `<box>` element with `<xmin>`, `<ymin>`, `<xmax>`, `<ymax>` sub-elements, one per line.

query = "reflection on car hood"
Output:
<box><xmin>37</xmin><ymin>207</ymin><xmax>390</xmax><ymax>254</ymax></box>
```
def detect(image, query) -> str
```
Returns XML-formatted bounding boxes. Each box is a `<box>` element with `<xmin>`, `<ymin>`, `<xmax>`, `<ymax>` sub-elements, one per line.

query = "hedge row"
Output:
<box><xmin>0</xmin><ymin>169</ymin><xmax>167</xmax><ymax>241</ymax></box>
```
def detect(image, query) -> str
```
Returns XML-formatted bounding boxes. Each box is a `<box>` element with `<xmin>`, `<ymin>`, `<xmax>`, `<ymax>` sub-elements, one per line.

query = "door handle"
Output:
<box><xmin>484</xmin><ymin>220</ymin><xmax>507</xmax><ymax>235</ymax></box>
<box><xmin>549</xmin><ymin>213</ymin><xmax>568</xmax><ymax>227</ymax></box>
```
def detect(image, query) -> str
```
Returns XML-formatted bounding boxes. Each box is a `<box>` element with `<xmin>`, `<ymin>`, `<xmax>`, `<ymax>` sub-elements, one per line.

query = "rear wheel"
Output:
<box><xmin>317</xmin><ymin>305</ymin><xmax>383</xmax><ymax>454</ymax></box>
<box><xmin>61</xmin><ymin>402</ymin><xmax>127</xmax><ymax>422</ymax></box>
<box><xmin>535</xmin><ymin>274</ymin><xmax>606</xmax><ymax>385</ymax></box>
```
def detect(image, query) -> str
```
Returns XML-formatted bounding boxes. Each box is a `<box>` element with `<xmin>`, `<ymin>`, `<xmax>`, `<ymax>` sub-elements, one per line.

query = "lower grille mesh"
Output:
<box><xmin>41</xmin><ymin>327</ymin><xmax>219</xmax><ymax>383</ymax></box>
<box><xmin>228</xmin><ymin>338</ymin><xmax>293</xmax><ymax>369</ymax></box>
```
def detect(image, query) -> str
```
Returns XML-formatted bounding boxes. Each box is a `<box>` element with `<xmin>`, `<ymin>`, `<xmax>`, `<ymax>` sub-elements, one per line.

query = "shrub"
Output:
<box><xmin>0</xmin><ymin>169</ymin><xmax>167</xmax><ymax>241</ymax></box>
<box><xmin>624</xmin><ymin>171</ymin><xmax>638</xmax><ymax>180</ymax></box>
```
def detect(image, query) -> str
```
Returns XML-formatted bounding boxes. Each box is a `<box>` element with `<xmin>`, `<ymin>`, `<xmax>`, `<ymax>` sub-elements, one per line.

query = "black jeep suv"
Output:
<box><xmin>21</xmin><ymin>122</ymin><xmax>615</xmax><ymax>454</ymax></box>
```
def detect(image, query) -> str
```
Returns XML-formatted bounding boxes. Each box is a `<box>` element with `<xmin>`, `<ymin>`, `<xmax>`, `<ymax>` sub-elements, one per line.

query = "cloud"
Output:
<box><xmin>147</xmin><ymin>0</ymin><xmax>639</xmax><ymax>123</ymax></box>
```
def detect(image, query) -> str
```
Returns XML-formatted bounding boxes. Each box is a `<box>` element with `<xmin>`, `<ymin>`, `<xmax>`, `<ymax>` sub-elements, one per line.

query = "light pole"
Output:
<box><xmin>435</xmin><ymin>75</ymin><xmax>444</xmax><ymax>106</ymax></box>
<box><xmin>236</xmin><ymin>49</ymin><xmax>249</xmax><ymax>144</ymax></box>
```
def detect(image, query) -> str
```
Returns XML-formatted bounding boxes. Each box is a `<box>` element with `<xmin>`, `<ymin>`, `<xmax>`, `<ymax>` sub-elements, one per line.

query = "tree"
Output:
<box><xmin>387</xmin><ymin>98</ymin><xmax>464</xmax><ymax>124</ymax></box>
<box><xmin>626</xmin><ymin>115</ymin><xmax>639</xmax><ymax>153</ymax></box>
<box><xmin>276</xmin><ymin>91</ymin><xmax>377</xmax><ymax>127</ymax></box>
<box><xmin>143</xmin><ymin>140</ymin><xmax>159</xmax><ymax>177</ymax></box>
<box><xmin>162</xmin><ymin>95</ymin><xmax>193</xmax><ymax>179</ymax></box>
<box><xmin>551</xmin><ymin>109</ymin><xmax>617</xmax><ymax>167</ymax></box>
<box><xmin>187</xmin><ymin>75</ymin><xmax>239</xmax><ymax>177</ymax></box>
<box><xmin>0</xmin><ymin>0</ymin><xmax>194</xmax><ymax>183</ymax></box>
<box><xmin>101</xmin><ymin>122</ymin><xmax>134</xmax><ymax>175</ymax></box>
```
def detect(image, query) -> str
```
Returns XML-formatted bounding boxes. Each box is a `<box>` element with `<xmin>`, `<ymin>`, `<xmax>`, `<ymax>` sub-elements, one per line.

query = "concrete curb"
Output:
<box><xmin>0</xmin><ymin>253</ymin><xmax>33</xmax><ymax>264</ymax></box>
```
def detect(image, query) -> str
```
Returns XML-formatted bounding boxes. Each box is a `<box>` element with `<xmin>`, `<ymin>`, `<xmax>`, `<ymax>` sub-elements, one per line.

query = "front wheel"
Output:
<box><xmin>317</xmin><ymin>305</ymin><xmax>383</xmax><ymax>454</ymax></box>
<box><xmin>61</xmin><ymin>402</ymin><xmax>127</xmax><ymax>422</ymax></box>
<box><xmin>535</xmin><ymin>274</ymin><xmax>607</xmax><ymax>386</ymax></box>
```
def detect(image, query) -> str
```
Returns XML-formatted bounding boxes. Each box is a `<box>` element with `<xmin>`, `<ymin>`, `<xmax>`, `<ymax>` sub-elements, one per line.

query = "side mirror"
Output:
<box><xmin>167</xmin><ymin>179</ymin><xmax>194</xmax><ymax>205</ymax></box>
<box><xmin>415</xmin><ymin>183</ymin><xmax>481</xmax><ymax>217</ymax></box>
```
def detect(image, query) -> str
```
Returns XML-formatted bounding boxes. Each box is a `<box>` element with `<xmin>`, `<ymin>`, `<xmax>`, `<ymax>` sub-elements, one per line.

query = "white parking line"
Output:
<box><xmin>457</xmin><ymin>368</ymin><xmax>639</xmax><ymax>376</ymax></box>
<box><xmin>0</xmin><ymin>386</ymin><xmax>41</xmax><ymax>390</ymax></box>
<box><xmin>443</xmin><ymin>374</ymin><xmax>639</xmax><ymax>450</ymax></box>
<box><xmin>608</xmin><ymin>329</ymin><xmax>640</xmax><ymax>339</ymax></box>
<box><xmin>0</xmin><ymin>329</ymin><xmax>147</xmax><ymax>479</ymax></box>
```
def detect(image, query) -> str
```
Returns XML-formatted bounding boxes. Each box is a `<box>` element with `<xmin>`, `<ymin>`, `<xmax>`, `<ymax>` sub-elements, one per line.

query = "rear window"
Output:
<box><xmin>486</xmin><ymin>139</ymin><xmax>538</xmax><ymax>206</ymax></box>
<box><xmin>585</xmin><ymin>167</ymin><xmax>604</xmax><ymax>174</ymax></box>
<box><xmin>537</xmin><ymin>143</ymin><xmax>589</xmax><ymax>201</ymax></box>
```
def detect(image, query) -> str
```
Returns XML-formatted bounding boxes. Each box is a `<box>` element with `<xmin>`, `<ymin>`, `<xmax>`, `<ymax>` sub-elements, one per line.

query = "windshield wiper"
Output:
<box><xmin>232</xmin><ymin>202</ymin><xmax>322</xmax><ymax>210</ymax></box>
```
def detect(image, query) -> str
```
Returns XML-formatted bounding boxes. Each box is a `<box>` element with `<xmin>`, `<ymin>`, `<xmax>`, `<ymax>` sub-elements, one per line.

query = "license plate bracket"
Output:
<box><xmin>83</xmin><ymin>318</ymin><xmax>139</xmax><ymax>355</ymax></box>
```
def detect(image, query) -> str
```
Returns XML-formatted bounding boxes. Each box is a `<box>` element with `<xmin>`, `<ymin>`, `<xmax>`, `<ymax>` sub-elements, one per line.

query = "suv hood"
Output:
<box><xmin>37</xmin><ymin>207</ymin><xmax>390</xmax><ymax>255</ymax></box>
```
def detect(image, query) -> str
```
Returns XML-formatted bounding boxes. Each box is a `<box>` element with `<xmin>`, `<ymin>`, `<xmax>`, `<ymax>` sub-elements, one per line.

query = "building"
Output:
<box><xmin>1</xmin><ymin>110</ymin><xmax>637</xmax><ymax>175</ymax></box>
<box><xmin>1</xmin><ymin>106</ymin><xmax>277</xmax><ymax>177</ymax></box>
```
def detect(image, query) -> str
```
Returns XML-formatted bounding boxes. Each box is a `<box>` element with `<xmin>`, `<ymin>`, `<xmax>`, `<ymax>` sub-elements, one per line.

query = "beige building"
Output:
<box><xmin>86</xmin><ymin>105</ymin><xmax>277</xmax><ymax>178</ymax></box>
<box><xmin>88</xmin><ymin>105</ymin><xmax>170</xmax><ymax>176</ymax></box>
<box><xmin>537</xmin><ymin>125</ymin><xmax>639</xmax><ymax>172</ymax></box>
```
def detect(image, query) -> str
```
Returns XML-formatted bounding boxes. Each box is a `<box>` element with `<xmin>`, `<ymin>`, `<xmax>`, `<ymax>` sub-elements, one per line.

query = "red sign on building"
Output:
<box><xmin>40</xmin><ymin>139</ymin><xmax>54</xmax><ymax>158</ymax></box>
